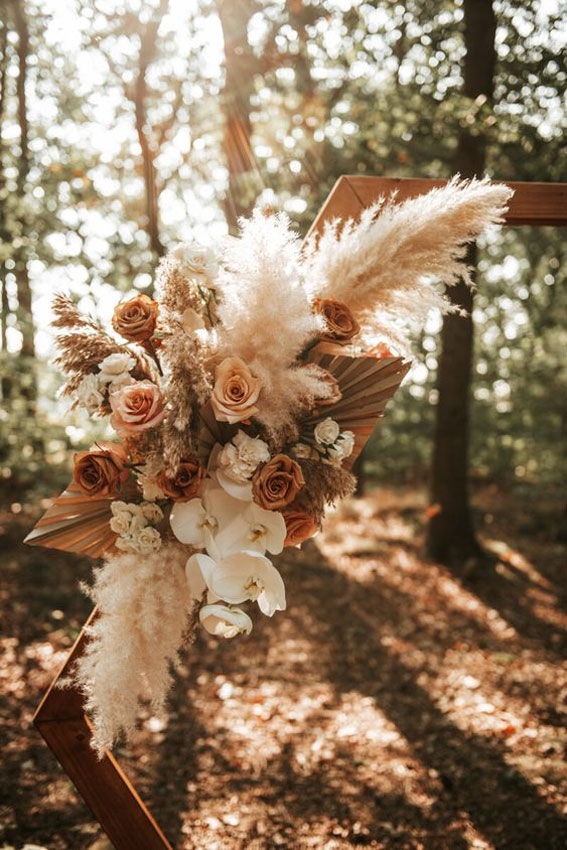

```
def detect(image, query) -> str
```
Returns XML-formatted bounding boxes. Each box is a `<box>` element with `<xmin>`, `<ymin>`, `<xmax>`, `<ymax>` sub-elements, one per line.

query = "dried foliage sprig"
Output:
<box><xmin>52</xmin><ymin>294</ymin><xmax>154</xmax><ymax>399</ymax></box>
<box><xmin>159</xmin><ymin>331</ymin><xmax>212</xmax><ymax>474</ymax></box>
<box><xmin>295</xmin><ymin>459</ymin><xmax>356</xmax><ymax>522</ymax></box>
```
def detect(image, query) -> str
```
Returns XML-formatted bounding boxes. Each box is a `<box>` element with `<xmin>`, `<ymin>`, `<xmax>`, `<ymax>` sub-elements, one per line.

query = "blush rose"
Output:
<box><xmin>110</xmin><ymin>380</ymin><xmax>166</xmax><ymax>435</ymax></box>
<box><xmin>211</xmin><ymin>356</ymin><xmax>262</xmax><ymax>424</ymax></box>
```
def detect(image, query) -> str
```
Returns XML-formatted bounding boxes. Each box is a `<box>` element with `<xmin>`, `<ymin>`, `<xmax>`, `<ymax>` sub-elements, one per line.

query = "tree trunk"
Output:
<box><xmin>216</xmin><ymin>0</ymin><xmax>258</xmax><ymax>233</ymax></box>
<box><xmin>426</xmin><ymin>0</ymin><xmax>496</xmax><ymax>563</ymax></box>
<box><xmin>134</xmin><ymin>0</ymin><xmax>167</xmax><ymax>260</ymax></box>
<box><xmin>0</xmin><ymin>18</ymin><xmax>9</xmax><ymax>367</ymax></box>
<box><xmin>12</xmin><ymin>0</ymin><xmax>36</xmax><ymax>402</ymax></box>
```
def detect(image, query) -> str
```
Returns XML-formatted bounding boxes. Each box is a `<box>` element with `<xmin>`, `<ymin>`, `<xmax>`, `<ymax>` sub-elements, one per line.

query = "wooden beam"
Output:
<box><xmin>344</xmin><ymin>176</ymin><xmax>567</xmax><ymax>227</ymax></box>
<box><xmin>34</xmin><ymin>608</ymin><xmax>173</xmax><ymax>850</ymax></box>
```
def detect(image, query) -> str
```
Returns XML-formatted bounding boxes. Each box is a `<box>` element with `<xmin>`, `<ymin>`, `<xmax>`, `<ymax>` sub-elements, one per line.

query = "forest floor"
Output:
<box><xmin>1</xmin><ymin>485</ymin><xmax>566</xmax><ymax>850</ymax></box>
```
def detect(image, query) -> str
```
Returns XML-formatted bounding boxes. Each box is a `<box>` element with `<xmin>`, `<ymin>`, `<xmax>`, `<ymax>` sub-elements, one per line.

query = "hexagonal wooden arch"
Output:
<box><xmin>34</xmin><ymin>176</ymin><xmax>567</xmax><ymax>849</ymax></box>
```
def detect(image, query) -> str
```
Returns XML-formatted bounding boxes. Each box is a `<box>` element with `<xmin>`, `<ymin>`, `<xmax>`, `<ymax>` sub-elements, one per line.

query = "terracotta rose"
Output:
<box><xmin>73</xmin><ymin>444</ymin><xmax>129</xmax><ymax>497</ymax></box>
<box><xmin>112</xmin><ymin>294</ymin><xmax>158</xmax><ymax>342</ymax></box>
<box><xmin>252</xmin><ymin>454</ymin><xmax>305</xmax><ymax>511</ymax></box>
<box><xmin>110</xmin><ymin>380</ymin><xmax>166</xmax><ymax>435</ymax></box>
<box><xmin>158</xmin><ymin>460</ymin><xmax>205</xmax><ymax>502</ymax></box>
<box><xmin>314</xmin><ymin>297</ymin><xmax>360</xmax><ymax>344</ymax></box>
<box><xmin>211</xmin><ymin>356</ymin><xmax>262</xmax><ymax>424</ymax></box>
<box><xmin>282</xmin><ymin>509</ymin><xmax>318</xmax><ymax>547</ymax></box>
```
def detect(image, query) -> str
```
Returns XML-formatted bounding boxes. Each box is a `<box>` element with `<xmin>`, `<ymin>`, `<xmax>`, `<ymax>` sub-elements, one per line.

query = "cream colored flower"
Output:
<box><xmin>109</xmin><ymin>512</ymin><xmax>132</xmax><ymax>536</ymax></box>
<box><xmin>172</xmin><ymin>242</ymin><xmax>218</xmax><ymax>281</ymax></box>
<box><xmin>327</xmin><ymin>430</ymin><xmax>356</xmax><ymax>463</ymax></box>
<box><xmin>314</xmin><ymin>417</ymin><xmax>340</xmax><ymax>446</ymax></box>
<box><xmin>216</xmin><ymin>430</ymin><xmax>270</xmax><ymax>499</ymax></box>
<box><xmin>199</xmin><ymin>604</ymin><xmax>252</xmax><ymax>638</ymax></box>
<box><xmin>98</xmin><ymin>353</ymin><xmax>136</xmax><ymax>383</ymax></box>
<box><xmin>76</xmin><ymin>374</ymin><xmax>104</xmax><ymax>414</ymax></box>
<box><xmin>133</xmin><ymin>525</ymin><xmax>162</xmax><ymax>554</ymax></box>
<box><xmin>141</xmin><ymin>501</ymin><xmax>164</xmax><ymax>523</ymax></box>
<box><xmin>187</xmin><ymin>550</ymin><xmax>286</xmax><ymax>616</ymax></box>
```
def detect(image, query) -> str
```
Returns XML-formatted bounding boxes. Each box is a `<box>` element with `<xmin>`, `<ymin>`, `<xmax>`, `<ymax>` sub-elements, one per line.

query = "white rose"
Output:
<box><xmin>141</xmin><ymin>501</ymin><xmax>163</xmax><ymax>523</ymax></box>
<box><xmin>107</xmin><ymin>373</ymin><xmax>136</xmax><ymax>393</ymax></box>
<box><xmin>336</xmin><ymin>430</ymin><xmax>355</xmax><ymax>458</ymax></box>
<box><xmin>76</xmin><ymin>373</ymin><xmax>104</xmax><ymax>414</ymax></box>
<box><xmin>171</xmin><ymin>242</ymin><xmax>218</xmax><ymax>281</ymax></box>
<box><xmin>110</xmin><ymin>513</ymin><xmax>132</xmax><ymax>535</ymax></box>
<box><xmin>98</xmin><ymin>353</ymin><xmax>136</xmax><ymax>382</ymax></box>
<box><xmin>132</xmin><ymin>526</ymin><xmax>162</xmax><ymax>554</ymax></box>
<box><xmin>326</xmin><ymin>431</ymin><xmax>356</xmax><ymax>465</ymax></box>
<box><xmin>115</xmin><ymin>536</ymin><xmax>131</xmax><ymax>551</ymax></box>
<box><xmin>314</xmin><ymin>417</ymin><xmax>340</xmax><ymax>446</ymax></box>
<box><xmin>110</xmin><ymin>500</ymin><xmax>129</xmax><ymax>517</ymax></box>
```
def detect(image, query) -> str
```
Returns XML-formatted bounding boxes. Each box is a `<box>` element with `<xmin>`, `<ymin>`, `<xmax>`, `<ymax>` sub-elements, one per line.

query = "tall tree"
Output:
<box><xmin>133</xmin><ymin>0</ymin><xmax>168</xmax><ymax>259</ymax></box>
<box><xmin>216</xmin><ymin>0</ymin><xmax>261</xmax><ymax>232</ymax></box>
<box><xmin>426</xmin><ymin>0</ymin><xmax>497</xmax><ymax>563</ymax></box>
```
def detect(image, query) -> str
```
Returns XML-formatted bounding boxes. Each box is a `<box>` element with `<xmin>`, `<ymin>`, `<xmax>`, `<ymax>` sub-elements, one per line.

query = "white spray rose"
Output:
<box><xmin>314</xmin><ymin>417</ymin><xmax>340</xmax><ymax>446</ymax></box>
<box><xmin>141</xmin><ymin>501</ymin><xmax>164</xmax><ymax>523</ymax></box>
<box><xmin>76</xmin><ymin>373</ymin><xmax>104</xmax><ymax>414</ymax></box>
<box><xmin>171</xmin><ymin>242</ymin><xmax>218</xmax><ymax>281</ymax></box>
<box><xmin>107</xmin><ymin>373</ymin><xmax>135</xmax><ymax>393</ymax></box>
<box><xmin>109</xmin><ymin>512</ymin><xmax>132</xmax><ymax>536</ymax></box>
<box><xmin>132</xmin><ymin>525</ymin><xmax>162</xmax><ymax>554</ymax></box>
<box><xmin>98</xmin><ymin>353</ymin><xmax>136</xmax><ymax>383</ymax></box>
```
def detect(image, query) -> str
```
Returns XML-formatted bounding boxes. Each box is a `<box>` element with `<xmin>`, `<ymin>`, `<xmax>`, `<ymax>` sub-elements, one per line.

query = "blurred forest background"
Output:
<box><xmin>0</xmin><ymin>0</ymin><xmax>565</xmax><ymax>532</ymax></box>
<box><xmin>1</xmin><ymin>2</ymin><xmax>567</xmax><ymax>849</ymax></box>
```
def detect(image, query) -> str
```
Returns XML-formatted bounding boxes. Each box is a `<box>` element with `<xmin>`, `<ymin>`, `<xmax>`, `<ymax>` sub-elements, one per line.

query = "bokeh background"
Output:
<box><xmin>1</xmin><ymin>1</ymin><xmax>566</xmax><ymax>849</ymax></box>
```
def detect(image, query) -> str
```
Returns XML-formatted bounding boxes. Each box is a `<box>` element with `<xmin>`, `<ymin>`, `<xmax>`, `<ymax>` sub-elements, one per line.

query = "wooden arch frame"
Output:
<box><xmin>34</xmin><ymin>176</ymin><xmax>567</xmax><ymax>849</ymax></box>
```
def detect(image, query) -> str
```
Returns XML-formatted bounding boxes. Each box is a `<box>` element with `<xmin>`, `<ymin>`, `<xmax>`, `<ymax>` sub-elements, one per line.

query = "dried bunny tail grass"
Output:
<box><xmin>68</xmin><ymin>543</ymin><xmax>193</xmax><ymax>755</ymax></box>
<box><xmin>159</xmin><ymin>332</ymin><xmax>211</xmax><ymax>474</ymax></box>
<box><xmin>302</xmin><ymin>176</ymin><xmax>513</xmax><ymax>342</ymax></box>
<box><xmin>216</xmin><ymin>211</ymin><xmax>322</xmax><ymax>367</ymax></box>
<box><xmin>154</xmin><ymin>255</ymin><xmax>203</xmax><ymax>328</ymax></box>
<box><xmin>295</xmin><ymin>459</ymin><xmax>356</xmax><ymax>522</ymax></box>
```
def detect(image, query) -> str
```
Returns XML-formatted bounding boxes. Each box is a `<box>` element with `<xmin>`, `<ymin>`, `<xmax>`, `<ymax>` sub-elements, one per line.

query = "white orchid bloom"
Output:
<box><xmin>187</xmin><ymin>550</ymin><xmax>286</xmax><ymax>617</ymax></box>
<box><xmin>214</xmin><ymin>502</ymin><xmax>286</xmax><ymax>557</ymax></box>
<box><xmin>169</xmin><ymin>481</ymin><xmax>240</xmax><ymax>548</ymax></box>
<box><xmin>215</xmin><ymin>468</ymin><xmax>253</xmax><ymax>501</ymax></box>
<box><xmin>199</xmin><ymin>604</ymin><xmax>253</xmax><ymax>638</ymax></box>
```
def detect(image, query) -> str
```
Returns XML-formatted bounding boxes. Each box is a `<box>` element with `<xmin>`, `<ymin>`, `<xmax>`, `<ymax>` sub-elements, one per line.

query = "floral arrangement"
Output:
<box><xmin>26</xmin><ymin>177</ymin><xmax>512</xmax><ymax>753</ymax></box>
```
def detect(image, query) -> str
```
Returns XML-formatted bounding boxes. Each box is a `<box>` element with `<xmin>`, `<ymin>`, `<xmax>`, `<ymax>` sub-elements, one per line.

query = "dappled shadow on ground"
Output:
<box><xmin>1</xmin><ymin>489</ymin><xmax>566</xmax><ymax>849</ymax></box>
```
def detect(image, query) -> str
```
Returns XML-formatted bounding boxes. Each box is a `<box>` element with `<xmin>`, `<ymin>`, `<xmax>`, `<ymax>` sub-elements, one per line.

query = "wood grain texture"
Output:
<box><xmin>344</xmin><ymin>176</ymin><xmax>567</xmax><ymax>227</ymax></box>
<box><xmin>34</xmin><ymin>609</ymin><xmax>174</xmax><ymax>850</ymax></box>
<box><xmin>34</xmin><ymin>173</ymin><xmax>565</xmax><ymax>849</ymax></box>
